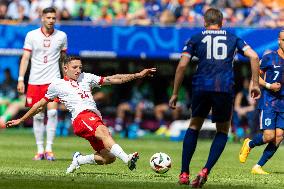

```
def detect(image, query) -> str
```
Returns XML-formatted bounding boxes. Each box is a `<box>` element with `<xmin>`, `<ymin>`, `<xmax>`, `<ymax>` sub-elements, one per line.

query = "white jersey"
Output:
<box><xmin>44</xmin><ymin>73</ymin><xmax>104</xmax><ymax>121</ymax></box>
<box><xmin>23</xmin><ymin>28</ymin><xmax>67</xmax><ymax>85</ymax></box>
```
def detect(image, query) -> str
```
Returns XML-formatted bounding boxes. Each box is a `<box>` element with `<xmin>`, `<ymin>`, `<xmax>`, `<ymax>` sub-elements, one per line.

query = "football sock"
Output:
<box><xmin>181</xmin><ymin>128</ymin><xmax>199</xmax><ymax>173</ymax></box>
<box><xmin>249</xmin><ymin>133</ymin><xmax>264</xmax><ymax>148</ymax></box>
<box><xmin>110</xmin><ymin>144</ymin><xmax>129</xmax><ymax>163</ymax></box>
<box><xmin>77</xmin><ymin>154</ymin><xmax>96</xmax><ymax>165</ymax></box>
<box><xmin>33</xmin><ymin>112</ymin><xmax>45</xmax><ymax>154</ymax></box>
<box><xmin>46</xmin><ymin>109</ymin><xmax>58</xmax><ymax>152</ymax></box>
<box><xmin>257</xmin><ymin>143</ymin><xmax>278</xmax><ymax>166</ymax></box>
<box><xmin>204</xmin><ymin>132</ymin><xmax>228</xmax><ymax>173</ymax></box>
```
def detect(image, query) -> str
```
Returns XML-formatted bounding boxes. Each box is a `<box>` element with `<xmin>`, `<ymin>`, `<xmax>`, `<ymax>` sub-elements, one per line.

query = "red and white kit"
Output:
<box><xmin>24</xmin><ymin>27</ymin><xmax>67</xmax><ymax>106</ymax></box>
<box><xmin>44</xmin><ymin>73</ymin><xmax>106</xmax><ymax>151</ymax></box>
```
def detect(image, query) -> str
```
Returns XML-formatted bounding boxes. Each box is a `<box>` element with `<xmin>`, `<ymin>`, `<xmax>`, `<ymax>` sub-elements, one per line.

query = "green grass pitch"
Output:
<box><xmin>0</xmin><ymin>128</ymin><xmax>283</xmax><ymax>189</ymax></box>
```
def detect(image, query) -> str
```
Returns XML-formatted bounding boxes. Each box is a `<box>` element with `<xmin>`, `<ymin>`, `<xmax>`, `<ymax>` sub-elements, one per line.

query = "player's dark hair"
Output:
<box><xmin>63</xmin><ymin>56</ymin><xmax>81</xmax><ymax>65</ymax></box>
<box><xmin>204</xmin><ymin>8</ymin><xmax>223</xmax><ymax>27</ymax></box>
<box><xmin>42</xmin><ymin>7</ymin><xmax>56</xmax><ymax>15</ymax></box>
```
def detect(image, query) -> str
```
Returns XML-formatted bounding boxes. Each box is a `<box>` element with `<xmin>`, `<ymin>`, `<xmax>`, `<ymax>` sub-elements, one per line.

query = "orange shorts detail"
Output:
<box><xmin>73</xmin><ymin>110</ymin><xmax>107</xmax><ymax>152</ymax></box>
<box><xmin>26</xmin><ymin>84</ymin><xmax>59</xmax><ymax>107</ymax></box>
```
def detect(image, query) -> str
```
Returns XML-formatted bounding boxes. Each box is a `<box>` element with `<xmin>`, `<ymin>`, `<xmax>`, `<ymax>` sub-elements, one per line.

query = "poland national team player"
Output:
<box><xmin>169</xmin><ymin>8</ymin><xmax>261</xmax><ymax>187</ymax></box>
<box><xmin>17</xmin><ymin>7</ymin><xmax>67</xmax><ymax>161</ymax></box>
<box><xmin>7</xmin><ymin>56</ymin><xmax>156</xmax><ymax>173</ymax></box>
<box><xmin>239</xmin><ymin>30</ymin><xmax>284</xmax><ymax>174</ymax></box>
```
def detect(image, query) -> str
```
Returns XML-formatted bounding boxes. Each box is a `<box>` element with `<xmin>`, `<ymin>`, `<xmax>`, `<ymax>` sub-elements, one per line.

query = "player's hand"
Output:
<box><xmin>250</xmin><ymin>85</ymin><xmax>261</xmax><ymax>100</ymax></box>
<box><xmin>137</xmin><ymin>68</ymin><xmax>156</xmax><ymax>78</ymax></box>
<box><xmin>6</xmin><ymin>119</ymin><xmax>22</xmax><ymax>128</ymax></box>
<box><xmin>17</xmin><ymin>81</ymin><xmax>25</xmax><ymax>94</ymax></box>
<box><xmin>169</xmin><ymin>95</ymin><xmax>178</xmax><ymax>109</ymax></box>
<box><xmin>270</xmin><ymin>82</ymin><xmax>281</xmax><ymax>92</ymax></box>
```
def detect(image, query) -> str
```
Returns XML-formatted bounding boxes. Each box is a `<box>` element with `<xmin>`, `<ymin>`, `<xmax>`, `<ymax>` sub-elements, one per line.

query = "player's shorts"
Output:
<box><xmin>259</xmin><ymin>109</ymin><xmax>284</xmax><ymax>130</ymax></box>
<box><xmin>191</xmin><ymin>91</ymin><xmax>233</xmax><ymax>123</ymax></box>
<box><xmin>26</xmin><ymin>84</ymin><xmax>59</xmax><ymax>107</ymax></box>
<box><xmin>72</xmin><ymin>110</ymin><xmax>107</xmax><ymax>152</ymax></box>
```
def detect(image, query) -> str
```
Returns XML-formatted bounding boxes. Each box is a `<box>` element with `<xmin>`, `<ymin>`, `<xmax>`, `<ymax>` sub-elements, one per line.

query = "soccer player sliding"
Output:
<box><xmin>6</xmin><ymin>56</ymin><xmax>156</xmax><ymax>173</ymax></box>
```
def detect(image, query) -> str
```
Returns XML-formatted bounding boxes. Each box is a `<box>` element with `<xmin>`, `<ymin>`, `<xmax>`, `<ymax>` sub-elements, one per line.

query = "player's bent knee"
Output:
<box><xmin>105</xmin><ymin>155</ymin><xmax>116</xmax><ymax>164</ymax></box>
<box><xmin>47</xmin><ymin>109</ymin><xmax>57</xmax><ymax>118</ymax></box>
<box><xmin>263</xmin><ymin>134</ymin><xmax>275</xmax><ymax>143</ymax></box>
<box><xmin>96</xmin><ymin>159</ymin><xmax>105</xmax><ymax>165</ymax></box>
<box><xmin>34</xmin><ymin>112</ymin><xmax>44</xmax><ymax>120</ymax></box>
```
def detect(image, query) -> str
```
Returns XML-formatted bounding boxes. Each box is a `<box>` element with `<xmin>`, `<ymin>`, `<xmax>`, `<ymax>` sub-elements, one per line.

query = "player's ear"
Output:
<box><xmin>63</xmin><ymin>64</ymin><xmax>68</xmax><ymax>72</ymax></box>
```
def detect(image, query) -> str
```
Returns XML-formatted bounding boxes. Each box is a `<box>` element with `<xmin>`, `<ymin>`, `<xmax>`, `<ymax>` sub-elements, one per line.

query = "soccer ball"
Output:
<box><xmin>149</xmin><ymin>152</ymin><xmax>171</xmax><ymax>174</ymax></box>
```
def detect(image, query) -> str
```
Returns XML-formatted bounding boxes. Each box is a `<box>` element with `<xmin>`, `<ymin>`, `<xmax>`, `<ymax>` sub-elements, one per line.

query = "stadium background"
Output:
<box><xmin>0</xmin><ymin>1</ymin><xmax>284</xmax><ymax>189</ymax></box>
<box><xmin>0</xmin><ymin>0</ymin><xmax>283</xmax><ymax>135</ymax></box>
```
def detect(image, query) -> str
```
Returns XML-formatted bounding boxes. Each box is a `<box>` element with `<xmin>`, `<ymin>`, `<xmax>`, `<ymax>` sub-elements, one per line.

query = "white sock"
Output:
<box><xmin>46</xmin><ymin>109</ymin><xmax>58</xmax><ymax>152</ymax></box>
<box><xmin>77</xmin><ymin>154</ymin><xmax>96</xmax><ymax>165</ymax></box>
<box><xmin>110</xmin><ymin>144</ymin><xmax>129</xmax><ymax>164</ymax></box>
<box><xmin>33</xmin><ymin>112</ymin><xmax>45</xmax><ymax>154</ymax></box>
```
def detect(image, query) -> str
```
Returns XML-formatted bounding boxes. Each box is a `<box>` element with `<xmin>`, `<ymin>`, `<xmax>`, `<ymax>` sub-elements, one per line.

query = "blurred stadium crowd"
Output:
<box><xmin>0</xmin><ymin>0</ymin><xmax>283</xmax><ymax>27</ymax></box>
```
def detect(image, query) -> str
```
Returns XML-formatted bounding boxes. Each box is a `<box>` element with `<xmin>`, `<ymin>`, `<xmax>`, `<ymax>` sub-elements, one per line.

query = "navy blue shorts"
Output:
<box><xmin>259</xmin><ymin>109</ymin><xmax>284</xmax><ymax>130</ymax></box>
<box><xmin>191</xmin><ymin>91</ymin><xmax>233</xmax><ymax>123</ymax></box>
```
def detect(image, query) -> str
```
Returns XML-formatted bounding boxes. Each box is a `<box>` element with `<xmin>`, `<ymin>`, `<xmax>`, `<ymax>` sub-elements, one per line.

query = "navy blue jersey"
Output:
<box><xmin>258</xmin><ymin>51</ymin><xmax>284</xmax><ymax>112</ymax></box>
<box><xmin>182</xmin><ymin>30</ymin><xmax>248</xmax><ymax>93</ymax></box>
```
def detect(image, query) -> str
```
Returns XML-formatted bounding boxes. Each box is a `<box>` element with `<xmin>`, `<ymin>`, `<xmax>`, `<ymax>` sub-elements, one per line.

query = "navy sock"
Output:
<box><xmin>249</xmin><ymin>133</ymin><xmax>264</xmax><ymax>148</ymax></box>
<box><xmin>181</xmin><ymin>128</ymin><xmax>199</xmax><ymax>174</ymax></box>
<box><xmin>257</xmin><ymin>143</ymin><xmax>278</xmax><ymax>166</ymax></box>
<box><xmin>204</xmin><ymin>132</ymin><xmax>228</xmax><ymax>173</ymax></box>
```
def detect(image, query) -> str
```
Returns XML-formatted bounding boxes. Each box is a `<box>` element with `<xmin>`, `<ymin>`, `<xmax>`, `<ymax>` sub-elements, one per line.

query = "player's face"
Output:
<box><xmin>279</xmin><ymin>32</ymin><xmax>284</xmax><ymax>53</ymax></box>
<box><xmin>65</xmin><ymin>60</ymin><xmax>82</xmax><ymax>81</ymax></box>
<box><xmin>42</xmin><ymin>13</ymin><xmax>56</xmax><ymax>30</ymax></box>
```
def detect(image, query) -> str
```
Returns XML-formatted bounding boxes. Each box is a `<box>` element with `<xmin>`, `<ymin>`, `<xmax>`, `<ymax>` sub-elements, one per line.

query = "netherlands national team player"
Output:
<box><xmin>239</xmin><ymin>30</ymin><xmax>284</xmax><ymax>174</ymax></box>
<box><xmin>17</xmin><ymin>7</ymin><xmax>67</xmax><ymax>161</ymax></box>
<box><xmin>7</xmin><ymin>56</ymin><xmax>156</xmax><ymax>173</ymax></box>
<box><xmin>169</xmin><ymin>8</ymin><xmax>261</xmax><ymax>187</ymax></box>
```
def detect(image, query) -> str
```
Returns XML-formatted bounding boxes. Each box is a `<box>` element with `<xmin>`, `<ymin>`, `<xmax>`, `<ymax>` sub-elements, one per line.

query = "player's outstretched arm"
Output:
<box><xmin>6</xmin><ymin>98</ymin><xmax>48</xmax><ymax>127</ymax></box>
<box><xmin>102</xmin><ymin>68</ymin><xmax>156</xmax><ymax>85</ymax></box>
<box><xmin>169</xmin><ymin>56</ymin><xmax>190</xmax><ymax>109</ymax></box>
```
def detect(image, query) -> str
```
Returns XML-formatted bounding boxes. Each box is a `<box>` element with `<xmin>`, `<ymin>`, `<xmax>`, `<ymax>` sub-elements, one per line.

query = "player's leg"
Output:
<box><xmin>95</xmin><ymin>124</ymin><xmax>139</xmax><ymax>170</ymax></box>
<box><xmin>33</xmin><ymin>111</ymin><xmax>45</xmax><ymax>160</ymax></box>
<box><xmin>71</xmin><ymin>111</ymin><xmax>139</xmax><ymax>171</ymax></box>
<box><xmin>134</xmin><ymin>102</ymin><xmax>144</xmax><ymax>125</ymax></box>
<box><xmin>45</xmin><ymin>101</ymin><xmax>58</xmax><ymax>161</ymax></box>
<box><xmin>154</xmin><ymin>103</ymin><xmax>168</xmax><ymax>135</ymax></box>
<box><xmin>66</xmin><ymin>147</ymin><xmax>116</xmax><ymax>173</ymax></box>
<box><xmin>192</xmin><ymin>92</ymin><xmax>232</xmax><ymax>188</ymax></box>
<box><xmin>26</xmin><ymin>85</ymin><xmax>45</xmax><ymax>160</ymax></box>
<box><xmin>115</xmin><ymin>102</ymin><xmax>131</xmax><ymax>132</ymax></box>
<box><xmin>240</xmin><ymin>110</ymin><xmax>275</xmax><ymax>163</ymax></box>
<box><xmin>179</xmin><ymin>91</ymin><xmax>210</xmax><ymax>185</ymax></box>
<box><xmin>252</xmin><ymin>114</ymin><xmax>284</xmax><ymax>174</ymax></box>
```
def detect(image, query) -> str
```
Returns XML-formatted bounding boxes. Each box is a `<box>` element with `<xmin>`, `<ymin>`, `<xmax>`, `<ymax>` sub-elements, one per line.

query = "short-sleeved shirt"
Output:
<box><xmin>23</xmin><ymin>28</ymin><xmax>67</xmax><ymax>85</ymax></box>
<box><xmin>182</xmin><ymin>30</ymin><xmax>249</xmax><ymax>94</ymax></box>
<box><xmin>44</xmin><ymin>73</ymin><xmax>104</xmax><ymax>121</ymax></box>
<box><xmin>258</xmin><ymin>51</ymin><xmax>284</xmax><ymax>112</ymax></box>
